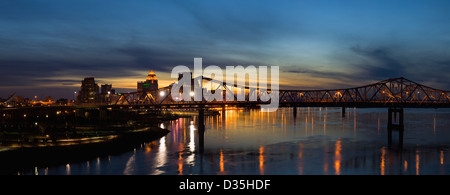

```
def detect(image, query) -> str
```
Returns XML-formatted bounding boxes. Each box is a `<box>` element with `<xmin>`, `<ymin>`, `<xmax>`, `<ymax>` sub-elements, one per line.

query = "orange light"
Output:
<box><xmin>416</xmin><ymin>149</ymin><xmax>420</xmax><ymax>175</ymax></box>
<box><xmin>178</xmin><ymin>152</ymin><xmax>183</xmax><ymax>175</ymax></box>
<box><xmin>220</xmin><ymin>149</ymin><xmax>224</xmax><ymax>173</ymax></box>
<box><xmin>334</xmin><ymin>140</ymin><xmax>341</xmax><ymax>175</ymax></box>
<box><xmin>404</xmin><ymin>160</ymin><xmax>408</xmax><ymax>172</ymax></box>
<box><xmin>259</xmin><ymin>146</ymin><xmax>264</xmax><ymax>175</ymax></box>
<box><xmin>381</xmin><ymin>147</ymin><xmax>385</xmax><ymax>175</ymax></box>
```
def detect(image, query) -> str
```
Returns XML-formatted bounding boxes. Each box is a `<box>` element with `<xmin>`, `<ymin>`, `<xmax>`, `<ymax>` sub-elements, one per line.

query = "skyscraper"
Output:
<box><xmin>100</xmin><ymin>84</ymin><xmax>115</xmax><ymax>103</ymax></box>
<box><xmin>137</xmin><ymin>70</ymin><xmax>158</xmax><ymax>93</ymax></box>
<box><xmin>77</xmin><ymin>77</ymin><xmax>99</xmax><ymax>103</ymax></box>
<box><xmin>101</xmin><ymin>84</ymin><xmax>114</xmax><ymax>95</ymax></box>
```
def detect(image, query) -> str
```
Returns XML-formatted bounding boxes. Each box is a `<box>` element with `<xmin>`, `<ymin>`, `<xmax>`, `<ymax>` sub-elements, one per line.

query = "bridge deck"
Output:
<box><xmin>2</xmin><ymin>77</ymin><xmax>449</xmax><ymax>110</ymax></box>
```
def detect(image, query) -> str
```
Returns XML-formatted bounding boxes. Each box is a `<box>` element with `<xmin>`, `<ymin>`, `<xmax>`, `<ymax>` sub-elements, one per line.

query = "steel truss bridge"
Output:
<box><xmin>113</xmin><ymin>77</ymin><xmax>450</xmax><ymax>109</ymax></box>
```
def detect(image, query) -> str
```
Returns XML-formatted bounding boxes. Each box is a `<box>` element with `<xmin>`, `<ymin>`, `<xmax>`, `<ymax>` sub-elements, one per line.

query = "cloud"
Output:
<box><xmin>114</xmin><ymin>46</ymin><xmax>191</xmax><ymax>72</ymax></box>
<box><xmin>350</xmin><ymin>45</ymin><xmax>405</xmax><ymax>79</ymax></box>
<box><xmin>309</xmin><ymin>45</ymin><xmax>450</xmax><ymax>90</ymax></box>
<box><xmin>1</xmin><ymin>0</ymin><xmax>450</xmax><ymax>98</ymax></box>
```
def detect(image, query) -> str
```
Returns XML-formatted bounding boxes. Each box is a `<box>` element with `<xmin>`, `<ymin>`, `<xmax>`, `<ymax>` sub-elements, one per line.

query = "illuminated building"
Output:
<box><xmin>77</xmin><ymin>77</ymin><xmax>99</xmax><ymax>103</ymax></box>
<box><xmin>137</xmin><ymin>70</ymin><xmax>159</xmax><ymax>93</ymax></box>
<box><xmin>100</xmin><ymin>84</ymin><xmax>115</xmax><ymax>103</ymax></box>
<box><xmin>101</xmin><ymin>84</ymin><xmax>115</xmax><ymax>95</ymax></box>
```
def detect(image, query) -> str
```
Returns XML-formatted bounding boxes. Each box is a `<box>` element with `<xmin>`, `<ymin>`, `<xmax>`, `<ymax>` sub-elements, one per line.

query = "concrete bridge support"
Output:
<box><xmin>221</xmin><ymin>104</ymin><xmax>226</xmax><ymax>123</ymax></box>
<box><xmin>387</xmin><ymin>107</ymin><xmax>404</xmax><ymax>147</ymax></box>
<box><xmin>221</xmin><ymin>104</ymin><xmax>226</xmax><ymax>115</ymax></box>
<box><xmin>198</xmin><ymin>107</ymin><xmax>205</xmax><ymax>130</ymax></box>
<box><xmin>198</xmin><ymin>107</ymin><xmax>205</xmax><ymax>154</ymax></box>
<box><xmin>293</xmin><ymin>106</ymin><xmax>297</xmax><ymax>118</ymax></box>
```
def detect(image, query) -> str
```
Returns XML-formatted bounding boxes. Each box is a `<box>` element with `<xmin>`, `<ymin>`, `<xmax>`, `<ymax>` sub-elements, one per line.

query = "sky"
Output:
<box><xmin>0</xmin><ymin>0</ymin><xmax>449</xmax><ymax>99</ymax></box>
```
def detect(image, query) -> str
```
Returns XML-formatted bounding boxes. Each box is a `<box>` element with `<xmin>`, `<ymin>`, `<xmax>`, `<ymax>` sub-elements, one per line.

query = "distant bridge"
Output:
<box><xmin>113</xmin><ymin>77</ymin><xmax>450</xmax><ymax>109</ymax></box>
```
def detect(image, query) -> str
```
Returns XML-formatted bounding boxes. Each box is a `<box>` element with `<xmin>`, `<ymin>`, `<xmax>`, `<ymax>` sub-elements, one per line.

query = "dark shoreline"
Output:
<box><xmin>0</xmin><ymin>127</ymin><xmax>170</xmax><ymax>175</ymax></box>
<box><xmin>0</xmin><ymin>108</ymin><xmax>219</xmax><ymax>175</ymax></box>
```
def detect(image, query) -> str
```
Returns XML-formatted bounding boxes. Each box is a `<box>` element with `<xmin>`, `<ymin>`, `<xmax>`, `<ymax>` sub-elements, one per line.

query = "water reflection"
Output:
<box><xmin>218</xmin><ymin>149</ymin><xmax>225</xmax><ymax>174</ymax></box>
<box><xmin>381</xmin><ymin>147</ymin><xmax>386</xmax><ymax>175</ymax></box>
<box><xmin>298</xmin><ymin>143</ymin><xmax>304</xmax><ymax>175</ymax></box>
<box><xmin>123</xmin><ymin>152</ymin><xmax>136</xmax><ymax>175</ymax></box>
<box><xmin>334</xmin><ymin>140</ymin><xmax>341</xmax><ymax>175</ymax></box>
<box><xmin>259</xmin><ymin>146</ymin><xmax>264</xmax><ymax>175</ymax></box>
<box><xmin>187</xmin><ymin>123</ymin><xmax>196</xmax><ymax>165</ymax></box>
<box><xmin>416</xmin><ymin>149</ymin><xmax>420</xmax><ymax>175</ymax></box>
<box><xmin>30</xmin><ymin>107</ymin><xmax>450</xmax><ymax>175</ymax></box>
<box><xmin>65</xmin><ymin>164</ymin><xmax>71</xmax><ymax>175</ymax></box>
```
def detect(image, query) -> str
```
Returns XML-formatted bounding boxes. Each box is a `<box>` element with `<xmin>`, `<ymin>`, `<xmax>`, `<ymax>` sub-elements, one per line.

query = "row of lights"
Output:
<box><xmin>22</xmin><ymin>111</ymin><xmax>67</xmax><ymax>118</ymax></box>
<box><xmin>159</xmin><ymin>91</ymin><xmax>195</xmax><ymax>97</ymax></box>
<box><xmin>23</xmin><ymin>114</ymin><xmax>51</xmax><ymax>118</ymax></box>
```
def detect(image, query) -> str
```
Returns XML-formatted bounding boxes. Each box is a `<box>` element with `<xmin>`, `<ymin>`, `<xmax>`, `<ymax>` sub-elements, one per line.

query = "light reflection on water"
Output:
<box><xmin>33</xmin><ymin>107</ymin><xmax>450</xmax><ymax>175</ymax></box>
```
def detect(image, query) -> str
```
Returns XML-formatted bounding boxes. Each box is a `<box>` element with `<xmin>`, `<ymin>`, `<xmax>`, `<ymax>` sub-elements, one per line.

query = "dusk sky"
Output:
<box><xmin>1</xmin><ymin>0</ymin><xmax>449</xmax><ymax>99</ymax></box>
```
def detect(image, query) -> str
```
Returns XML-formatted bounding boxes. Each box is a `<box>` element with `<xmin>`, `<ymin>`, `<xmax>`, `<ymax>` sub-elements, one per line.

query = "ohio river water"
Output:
<box><xmin>32</xmin><ymin>107</ymin><xmax>450</xmax><ymax>175</ymax></box>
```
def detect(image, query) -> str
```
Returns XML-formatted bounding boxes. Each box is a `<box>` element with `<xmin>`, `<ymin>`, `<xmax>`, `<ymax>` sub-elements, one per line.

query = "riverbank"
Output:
<box><xmin>0</xmin><ymin>107</ymin><xmax>220</xmax><ymax>174</ymax></box>
<box><xmin>0</xmin><ymin>127</ymin><xmax>169</xmax><ymax>175</ymax></box>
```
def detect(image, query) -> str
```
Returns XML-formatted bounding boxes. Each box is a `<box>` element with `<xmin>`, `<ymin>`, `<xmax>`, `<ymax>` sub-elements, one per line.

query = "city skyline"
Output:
<box><xmin>1</xmin><ymin>0</ymin><xmax>450</xmax><ymax>99</ymax></box>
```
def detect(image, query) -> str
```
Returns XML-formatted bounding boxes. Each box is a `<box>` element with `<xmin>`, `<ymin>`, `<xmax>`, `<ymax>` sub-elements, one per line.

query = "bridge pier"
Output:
<box><xmin>293</xmin><ymin>106</ymin><xmax>297</xmax><ymax>118</ymax></box>
<box><xmin>221</xmin><ymin>104</ymin><xmax>226</xmax><ymax>123</ymax></box>
<box><xmin>387</xmin><ymin>107</ymin><xmax>404</xmax><ymax>147</ymax></box>
<box><xmin>221</xmin><ymin>104</ymin><xmax>226</xmax><ymax>115</ymax></box>
<box><xmin>198</xmin><ymin>107</ymin><xmax>205</xmax><ymax>154</ymax></box>
<box><xmin>388</xmin><ymin>107</ymin><xmax>404</xmax><ymax>130</ymax></box>
<box><xmin>198</xmin><ymin>107</ymin><xmax>205</xmax><ymax>130</ymax></box>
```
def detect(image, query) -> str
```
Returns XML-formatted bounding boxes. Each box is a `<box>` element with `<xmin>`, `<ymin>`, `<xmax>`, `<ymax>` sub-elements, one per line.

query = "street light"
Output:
<box><xmin>160</xmin><ymin>91</ymin><xmax>165</xmax><ymax>96</ymax></box>
<box><xmin>190</xmin><ymin>91</ymin><xmax>195</xmax><ymax>97</ymax></box>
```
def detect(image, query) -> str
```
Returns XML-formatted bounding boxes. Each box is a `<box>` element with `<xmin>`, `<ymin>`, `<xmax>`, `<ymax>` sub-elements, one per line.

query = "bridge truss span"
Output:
<box><xmin>114</xmin><ymin>77</ymin><xmax>450</xmax><ymax>108</ymax></box>
<box><xmin>279</xmin><ymin>77</ymin><xmax>450</xmax><ymax>107</ymax></box>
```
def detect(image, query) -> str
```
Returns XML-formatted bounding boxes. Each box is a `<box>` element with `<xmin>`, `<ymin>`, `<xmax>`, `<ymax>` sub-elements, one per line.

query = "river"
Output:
<box><xmin>29</xmin><ymin>107</ymin><xmax>450</xmax><ymax>175</ymax></box>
